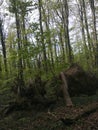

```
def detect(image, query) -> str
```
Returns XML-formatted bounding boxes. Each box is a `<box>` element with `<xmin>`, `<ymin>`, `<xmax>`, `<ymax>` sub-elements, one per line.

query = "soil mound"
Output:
<box><xmin>64</xmin><ymin>64</ymin><xmax>98</xmax><ymax>96</ymax></box>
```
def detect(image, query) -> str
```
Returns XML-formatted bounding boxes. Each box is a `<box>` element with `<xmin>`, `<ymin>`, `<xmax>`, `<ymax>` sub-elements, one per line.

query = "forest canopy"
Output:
<box><xmin>0</xmin><ymin>0</ymin><xmax>98</xmax><ymax>90</ymax></box>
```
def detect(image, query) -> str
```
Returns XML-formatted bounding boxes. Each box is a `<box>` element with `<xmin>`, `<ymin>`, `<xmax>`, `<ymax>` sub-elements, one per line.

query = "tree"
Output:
<box><xmin>9</xmin><ymin>0</ymin><xmax>24</xmax><ymax>95</ymax></box>
<box><xmin>89</xmin><ymin>0</ymin><xmax>98</xmax><ymax>69</ymax></box>
<box><xmin>0</xmin><ymin>18</ymin><xmax>7</xmax><ymax>72</ymax></box>
<box><xmin>38</xmin><ymin>0</ymin><xmax>48</xmax><ymax>72</ymax></box>
<box><xmin>62</xmin><ymin>0</ymin><xmax>73</xmax><ymax>64</ymax></box>
<box><xmin>77</xmin><ymin>0</ymin><xmax>89</xmax><ymax>69</ymax></box>
<box><xmin>42</xmin><ymin>2</ymin><xmax>54</xmax><ymax>69</ymax></box>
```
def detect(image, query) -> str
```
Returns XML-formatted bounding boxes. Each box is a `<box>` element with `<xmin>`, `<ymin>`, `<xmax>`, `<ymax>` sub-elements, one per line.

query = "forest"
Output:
<box><xmin>0</xmin><ymin>0</ymin><xmax>98</xmax><ymax>130</ymax></box>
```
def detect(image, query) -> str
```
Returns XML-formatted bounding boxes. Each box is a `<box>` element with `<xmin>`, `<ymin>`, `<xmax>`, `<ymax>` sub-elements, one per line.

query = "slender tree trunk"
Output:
<box><xmin>59</xmin><ymin>25</ymin><xmax>65</xmax><ymax>63</ymax></box>
<box><xmin>89</xmin><ymin>0</ymin><xmax>98</xmax><ymax>68</ymax></box>
<box><xmin>0</xmin><ymin>19</ymin><xmax>7</xmax><ymax>72</ymax></box>
<box><xmin>42</xmin><ymin>5</ymin><xmax>54</xmax><ymax>69</ymax></box>
<box><xmin>15</xmin><ymin>11</ymin><xmax>24</xmax><ymax>94</ymax></box>
<box><xmin>78</xmin><ymin>1</ymin><xmax>89</xmax><ymax>68</ymax></box>
<box><xmin>21</xmin><ymin>15</ymin><xmax>31</xmax><ymax>69</ymax></box>
<box><xmin>38</xmin><ymin>0</ymin><xmax>48</xmax><ymax>72</ymax></box>
<box><xmin>62</xmin><ymin>0</ymin><xmax>73</xmax><ymax>64</ymax></box>
<box><xmin>82</xmin><ymin>0</ymin><xmax>94</xmax><ymax>69</ymax></box>
<box><xmin>21</xmin><ymin>16</ymin><xmax>27</xmax><ymax>69</ymax></box>
<box><xmin>82</xmin><ymin>0</ymin><xmax>92</xmax><ymax>52</ymax></box>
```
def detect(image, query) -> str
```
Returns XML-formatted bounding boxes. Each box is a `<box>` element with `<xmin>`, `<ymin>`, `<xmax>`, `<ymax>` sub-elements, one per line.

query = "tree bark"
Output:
<box><xmin>0</xmin><ymin>19</ymin><xmax>7</xmax><ymax>72</ymax></box>
<box><xmin>42</xmin><ymin>5</ymin><xmax>54</xmax><ymax>69</ymax></box>
<box><xmin>38</xmin><ymin>0</ymin><xmax>48</xmax><ymax>72</ymax></box>
<box><xmin>62</xmin><ymin>0</ymin><xmax>73</xmax><ymax>64</ymax></box>
<box><xmin>89</xmin><ymin>0</ymin><xmax>98</xmax><ymax>68</ymax></box>
<box><xmin>77</xmin><ymin>0</ymin><xmax>89</xmax><ymax>68</ymax></box>
<box><xmin>14</xmin><ymin>2</ymin><xmax>24</xmax><ymax>95</ymax></box>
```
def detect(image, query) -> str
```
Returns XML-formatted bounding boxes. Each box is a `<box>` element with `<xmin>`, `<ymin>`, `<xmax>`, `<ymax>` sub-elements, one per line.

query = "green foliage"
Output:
<box><xmin>0</xmin><ymin>78</ymin><xmax>14</xmax><ymax>92</ymax></box>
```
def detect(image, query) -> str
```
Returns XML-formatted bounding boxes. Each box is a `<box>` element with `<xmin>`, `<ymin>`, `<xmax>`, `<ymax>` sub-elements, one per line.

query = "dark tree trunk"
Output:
<box><xmin>15</xmin><ymin>10</ymin><xmax>24</xmax><ymax>95</ymax></box>
<box><xmin>77</xmin><ymin>0</ymin><xmax>89</xmax><ymax>68</ymax></box>
<box><xmin>89</xmin><ymin>0</ymin><xmax>98</xmax><ymax>68</ymax></box>
<box><xmin>62</xmin><ymin>0</ymin><xmax>73</xmax><ymax>64</ymax></box>
<box><xmin>0</xmin><ymin>19</ymin><xmax>7</xmax><ymax>72</ymax></box>
<box><xmin>38</xmin><ymin>0</ymin><xmax>48</xmax><ymax>72</ymax></box>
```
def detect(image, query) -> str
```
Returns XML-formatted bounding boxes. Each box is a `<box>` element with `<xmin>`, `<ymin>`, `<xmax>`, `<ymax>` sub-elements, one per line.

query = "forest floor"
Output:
<box><xmin>0</xmin><ymin>87</ymin><xmax>98</xmax><ymax>130</ymax></box>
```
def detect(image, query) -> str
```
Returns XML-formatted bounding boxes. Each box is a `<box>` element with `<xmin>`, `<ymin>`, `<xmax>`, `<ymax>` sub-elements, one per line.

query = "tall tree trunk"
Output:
<box><xmin>42</xmin><ymin>5</ymin><xmax>54</xmax><ymax>69</ymax></box>
<box><xmin>21</xmin><ymin>14</ymin><xmax>31</xmax><ymax>69</ymax></box>
<box><xmin>0</xmin><ymin>19</ymin><xmax>7</xmax><ymax>72</ymax></box>
<box><xmin>59</xmin><ymin>25</ymin><xmax>66</xmax><ymax>63</ymax></box>
<box><xmin>89</xmin><ymin>0</ymin><xmax>98</xmax><ymax>68</ymax></box>
<box><xmin>15</xmin><ymin>10</ymin><xmax>24</xmax><ymax>94</ymax></box>
<box><xmin>62</xmin><ymin>0</ymin><xmax>73</xmax><ymax>64</ymax></box>
<box><xmin>78</xmin><ymin>0</ymin><xmax>89</xmax><ymax>68</ymax></box>
<box><xmin>82</xmin><ymin>0</ymin><xmax>92</xmax><ymax>52</ymax></box>
<box><xmin>38</xmin><ymin>0</ymin><xmax>48</xmax><ymax>72</ymax></box>
<box><xmin>82</xmin><ymin>0</ymin><xmax>94</xmax><ymax>69</ymax></box>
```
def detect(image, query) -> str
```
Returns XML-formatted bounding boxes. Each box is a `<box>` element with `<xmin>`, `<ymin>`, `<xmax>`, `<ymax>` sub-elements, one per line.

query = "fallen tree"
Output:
<box><xmin>10</xmin><ymin>64</ymin><xmax>98</xmax><ymax>108</ymax></box>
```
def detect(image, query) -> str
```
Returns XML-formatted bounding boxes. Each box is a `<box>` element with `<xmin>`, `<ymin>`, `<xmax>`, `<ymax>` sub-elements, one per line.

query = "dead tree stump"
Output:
<box><xmin>60</xmin><ymin>72</ymin><xmax>73</xmax><ymax>107</ymax></box>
